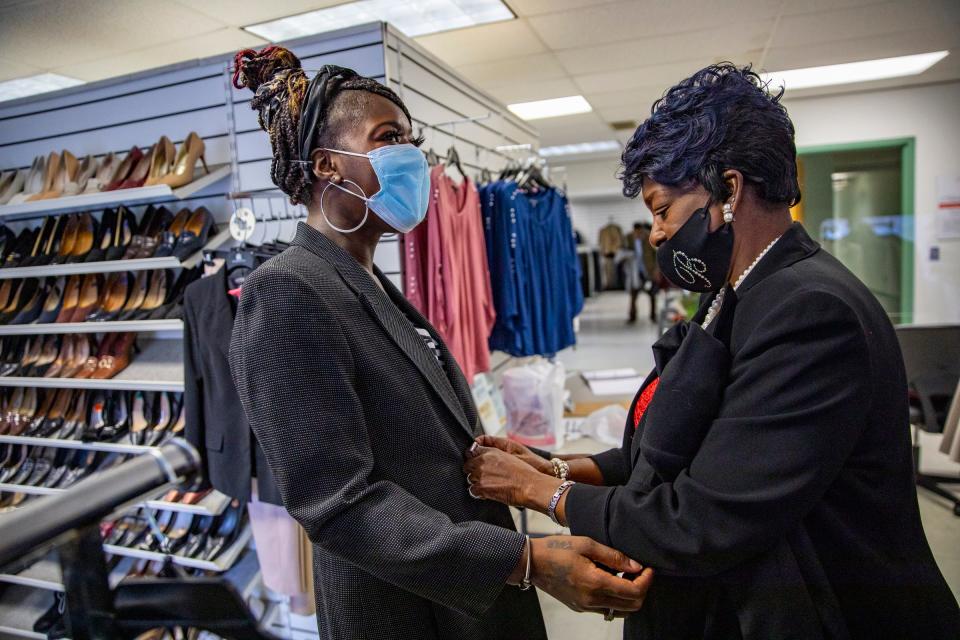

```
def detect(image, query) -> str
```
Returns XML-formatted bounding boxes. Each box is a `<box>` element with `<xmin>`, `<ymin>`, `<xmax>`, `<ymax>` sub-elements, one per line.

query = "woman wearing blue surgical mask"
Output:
<box><xmin>228</xmin><ymin>46</ymin><xmax>652</xmax><ymax>640</ymax></box>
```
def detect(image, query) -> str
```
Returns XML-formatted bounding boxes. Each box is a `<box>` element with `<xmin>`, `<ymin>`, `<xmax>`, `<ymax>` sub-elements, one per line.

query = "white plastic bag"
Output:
<box><xmin>579</xmin><ymin>405</ymin><xmax>628</xmax><ymax>447</ymax></box>
<box><xmin>501</xmin><ymin>359</ymin><xmax>566</xmax><ymax>451</ymax></box>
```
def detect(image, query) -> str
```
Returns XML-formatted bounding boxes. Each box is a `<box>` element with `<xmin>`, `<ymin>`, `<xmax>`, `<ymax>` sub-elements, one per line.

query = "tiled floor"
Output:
<box><xmin>534</xmin><ymin>291</ymin><xmax>960</xmax><ymax>640</ymax></box>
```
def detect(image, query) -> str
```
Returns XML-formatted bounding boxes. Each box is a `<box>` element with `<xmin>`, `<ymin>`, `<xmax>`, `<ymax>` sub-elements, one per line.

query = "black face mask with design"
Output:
<box><xmin>656</xmin><ymin>200</ymin><xmax>734</xmax><ymax>292</ymax></box>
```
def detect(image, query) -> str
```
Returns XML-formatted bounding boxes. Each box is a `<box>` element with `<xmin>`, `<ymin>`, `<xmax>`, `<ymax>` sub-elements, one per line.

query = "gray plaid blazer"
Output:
<box><xmin>229</xmin><ymin>223</ymin><xmax>546</xmax><ymax>640</ymax></box>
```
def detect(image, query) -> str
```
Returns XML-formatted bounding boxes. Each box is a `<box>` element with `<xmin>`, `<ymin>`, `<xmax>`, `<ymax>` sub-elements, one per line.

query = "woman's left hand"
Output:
<box><xmin>464</xmin><ymin>445</ymin><xmax>558</xmax><ymax>509</ymax></box>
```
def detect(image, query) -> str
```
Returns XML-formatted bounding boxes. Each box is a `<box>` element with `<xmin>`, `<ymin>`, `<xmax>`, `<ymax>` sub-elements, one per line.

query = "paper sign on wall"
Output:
<box><xmin>935</xmin><ymin>176</ymin><xmax>960</xmax><ymax>240</ymax></box>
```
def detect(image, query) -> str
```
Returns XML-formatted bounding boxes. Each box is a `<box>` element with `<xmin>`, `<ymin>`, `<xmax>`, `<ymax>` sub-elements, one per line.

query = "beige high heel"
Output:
<box><xmin>158</xmin><ymin>132</ymin><xmax>208</xmax><ymax>189</ymax></box>
<box><xmin>65</xmin><ymin>154</ymin><xmax>97</xmax><ymax>195</ymax></box>
<box><xmin>28</xmin><ymin>150</ymin><xmax>77</xmax><ymax>201</ymax></box>
<box><xmin>143</xmin><ymin>136</ymin><xmax>176</xmax><ymax>186</ymax></box>
<box><xmin>88</xmin><ymin>152</ymin><xmax>116</xmax><ymax>193</ymax></box>
<box><xmin>8</xmin><ymin>154</ymin><xmax>47</xmax><ymax>204</ymax></box>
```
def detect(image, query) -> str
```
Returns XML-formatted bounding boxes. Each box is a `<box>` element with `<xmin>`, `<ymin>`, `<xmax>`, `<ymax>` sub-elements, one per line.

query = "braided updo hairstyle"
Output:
<box><xmin>233</xmin><ymin>45</ymin><xmax>414</xmax><ymax>205</ymax></box>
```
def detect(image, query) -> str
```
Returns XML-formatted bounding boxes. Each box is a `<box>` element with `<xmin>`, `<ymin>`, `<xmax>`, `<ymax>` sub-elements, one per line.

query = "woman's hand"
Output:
<box><xmin>531</xmin><ymin>535</ymin><xmax>654</xmax><ymax>616</ymax></box>
<box><xmin>474</xmin><ymin>435</ymin><xmax>555</xmax><ymax>476</ymax></box>
<box><xmin>464</xmin><ymin>445</ymin><xmax>551</xmax><ymax>509</ymax></box>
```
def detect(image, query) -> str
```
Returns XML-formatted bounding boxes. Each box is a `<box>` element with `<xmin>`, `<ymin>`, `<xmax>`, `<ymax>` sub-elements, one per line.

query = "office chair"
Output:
<box><xmin>895</xmin><ymin>324</ymin><xmax>960</xmax><ymax>516</ymax></box>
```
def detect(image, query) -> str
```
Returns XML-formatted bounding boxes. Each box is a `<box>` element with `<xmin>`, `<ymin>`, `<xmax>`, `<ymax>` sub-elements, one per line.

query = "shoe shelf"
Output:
<box><xmin>0</xmin><ymin>319</ymin><xmax>183</xmax><ymax>336</ymax></box>
<box><xmin>0</xmin><ymin>434</ymin><xmax>155</xmax><ymax>454</ymax></box>
<box><xmin>0</xmin><ymin>226</ymin><xmax>232</xmax><ymax>280</ymax></box>
<box><xmin>0</xmin><ymin>338</ymin><xmax>184</xmax><ymax>392</ymax></box>
<box><xmin>0</xmin><ymin>584</ymin><xmax>53</xmax><ymax>638</ymax></box>
<box><xmin>103</xmin><ymin>524</ymin><xmax>252</xmax><ymax>573</ymax></box>
<box><xmin>0</xmin><ymin>555</ymin><xmax>63</xmax><ymax>592</ymax></box>
<box><xmin>0</xmin><ymin>483</ymin><xmax>63</xmax><ymax>496</ymax></box>
<box><xmin>0</xmin><ymin>164</ymin><xmax>231</xmax><ymax>222</ymax></box>
<box><xmin>0</xmin><ymin>470</ymin><xmax>230</xmax><ymax>516</ymax></box>
<box><xmin>143</xmin><ymin>488</ymin><xmax>231</xmax><ymax>516</ymax></box>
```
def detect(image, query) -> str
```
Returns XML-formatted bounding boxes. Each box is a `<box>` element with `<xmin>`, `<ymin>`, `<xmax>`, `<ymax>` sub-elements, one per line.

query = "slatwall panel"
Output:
<box><xmin>383</xmin><ymin>26</ymin><xmax>539</xmax><ymax>175</ymax></box>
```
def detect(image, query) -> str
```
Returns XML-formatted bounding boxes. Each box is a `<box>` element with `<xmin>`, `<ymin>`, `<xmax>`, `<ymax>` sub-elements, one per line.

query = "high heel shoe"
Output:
<box><xmin>20</xmin><ymin>217</ymin><xmax>55</xmax><ymax>268</ymax></box>
<box><xmin>144</xmin><ymin>391</ymin><xmax>173</xmax><ymax>446</ymax></box>
<box><xmin>65</xmin><ymin>154</ymin><xmax>97</xmax><ymax>195</ymax></box>
<box><xmin>144</xmin><ymin>136</ymin><xmax>176</xmax><ymax>187</ymax></box>
<box><xmin>2</xmin><ymin>227</ymin><xmax>38</xmax><ymax>268</ymax></box>
<box><xmin>159</xmin><ymin>132</ymin><xmax>209</xmax><ymax>189</ymax></box>
<box><xmin>85</xmin><ymin>208</ymin><xmax>115</xmax><ymax>263</ymax></box>
<box><xmin>7</xmin><ymin>154</ymin><xmax>47</xmax><ymax>204</ymax></box>
<box><xmin>173</xmin><ymin>207</ymin><xmax>215</xmax><ymax>260</ymax></box>
<box><xmin>10</xmin><ymin>277</ymin><xmax>48</xmax><ymax>325</ymax></box>
<box><xmin>46</xmin><ymin>214</ymin><xmax>76</xmax><ymax>266</ymax></box>
<box><xmin>119</xmin><ymin>145</ymin><xmax>154</xmax><ymax>189</ymax></box>
<box><xmin>119</xmin><ymin>271</ymin><xmax>148</xmax><ymax>319</ymax></box>
<box><xmin>67</xmin><ymin>213</ymin><xmax>97</xmax><ymax>262</ymax></box>
<box><xmin>37</xmin><ymin>276</ymin><xmax>66</xmax><ymax>324</ymax></box>
<box><xmin>89</xmin><ymin>153</ymin><xmax>116</xmax><ymax>193</ymax></box>
<box><xmin>17</xmin><ymin>336</ymin><xmax>41</xmax><ymax>376</ymax></box>
<box><xmin>30</xmin><ymin>335</ymin><xmax>61</xmax><ymax>377</ymax></box>
<box><xmin>1</xmin><ymin>278</ymin><xmax>39</xmax><ymax>324</ymax></box>
<box><xmin>44</xmin><ymin>335</ymin><xmax>75</xmax><ymax>378</ymax></box>
<box><xmin>154</xmin><ymin>207</ymin><xmax>190</xmax><ymax>258</ymax></box>
<box><xmin>28</xmin><ymin>151</ymin><xmax>76</xmax><ymax>201</ymax></box>
<box><xmin>103</xmin><ymin>147</ymin><xmax>143</xmax><ymax>191</ymax></box>
<box><xmin>62</xmin><ymin>335</ymin><xmax>93</xmax><ymax>379</ymax></box>
<box><xmin>24</xmin><ymin>388</ymin><xmax>58</xmax><ymax>437</ymax></box>
<box><xmin>0</xmin><ymin>167</ymin><xmax>26</xmax><ymax>205</ymax></box>
<box><xmin>69</xmin><ymin>273</ymin><xmax>102</xmax><ymax>323</ymax></box>
<box><xmin>105</xmin><ymin>207</ymin><xmax>135</xmax><ymax>261</ymax></box>
<box><xmin>87</xmin><ymin>271</ymin><xmax>131</xmax><ymax>322</ymax></box>
<box><xmin>129</xmin><ymin>270</ymin><xmax>167</xmax><ymax>320</ymax></box>
<box><xmin>129</xmin><ymin>391</ymin><xmax>152</xmax><ymax>445</ymax></box>
<box><xmin>55</xmin><ymin>274</ymin><xmax>81</xmax><ymax>323</ymax></box>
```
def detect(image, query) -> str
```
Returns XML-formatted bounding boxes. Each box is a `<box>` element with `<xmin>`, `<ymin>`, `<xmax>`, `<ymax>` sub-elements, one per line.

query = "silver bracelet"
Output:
<box><xmin>547</xmin><ymin>480</ymin><xmax>575</xmax><ymax>525</ymax></box>
<box><xmin>519</xmin><ymin>535</ymin><xmax>533</xmax><ymax>591</ymax></box>
<box><xmin>550</xmin><ymin>457</ymin><xmax>569</xmax><ymax>480</ymax></box>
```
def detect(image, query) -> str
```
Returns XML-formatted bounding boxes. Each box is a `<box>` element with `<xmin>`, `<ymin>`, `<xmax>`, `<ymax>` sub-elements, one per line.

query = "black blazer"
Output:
<box><xmin>183</xmin><ymin>266</ymin><xmax>282</xmax><ymax>505</ymax></box>
<box><xmin>228</xmin><ymin>223</ymin><xmax>545</xmax><ymax>640</ymax></box>
<box><xmin>566</xmin><ymin>224</ymin><xmax>959</xmax><ymax>639</ymax></box>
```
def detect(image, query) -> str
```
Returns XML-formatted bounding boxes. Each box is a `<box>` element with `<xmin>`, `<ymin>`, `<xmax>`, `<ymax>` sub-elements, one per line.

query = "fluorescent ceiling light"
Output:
<box><xmin>508</xmin><ymin>95</ymin><xmax>592</xmax><ymax>121</ymax></box>
<box><xmin>539</xmin><ymin>140</ymin><xmax>620</xmax><ymax>157</ymax></box>
<box><xmin>245</xmin><ymin>0</ymin><xmax>514</xmax><ymax>40</ymax></box>
<box><xmin>0</xmin><ymin>73</ymin><xmax>84</xmax><ymax>103</ymax></box>
<box><xmin>762</xmin><ymin>50</ymin><xmax>949</xmax><ymax>91</ymax></box>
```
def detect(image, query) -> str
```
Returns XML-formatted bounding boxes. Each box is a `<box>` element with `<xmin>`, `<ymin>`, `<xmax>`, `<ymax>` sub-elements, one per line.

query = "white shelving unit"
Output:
<box><xmin>0</xmin><ymin>337</ymin><xmax>184</xmax><ymax>392</ymax></box>
<box><xmin>0</xmin><ymin>556</ymin><xmax>62</xmax><ymax>592</ymax></box>
<box><xmin>0</xmin><ymin>584</ymin><xmax>55</xmax><ymax>638</ymax></box>
<box><xmin>0</xmin><ymin>319</ymin><xmax>182</xmax><ymax>336</ymax></box>
<box><xmin>0</xmin><ymin>227</ymin><xmax>231</xmax><ymax>280</ymax></box>
<box><xmin>0</xmin><ymin>165</ymin><xmax>231</xmax><ymax>222</ymax></box>
<box><xmin>103</xmin><ymin>525</ymin><xmax>251</xmax><ymax>573</ymax></box>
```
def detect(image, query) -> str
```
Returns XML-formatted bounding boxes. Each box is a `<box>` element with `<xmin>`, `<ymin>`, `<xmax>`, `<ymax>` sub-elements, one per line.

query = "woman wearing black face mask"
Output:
<box><xmin>227</xmin><ymin>46</ymin><xmax>653</xmax><ymax>640</ymax></box>
<box><xmin>465</xmin><ymin>63</ymin><xmax>959</xmax><ymax>639</ymax></box>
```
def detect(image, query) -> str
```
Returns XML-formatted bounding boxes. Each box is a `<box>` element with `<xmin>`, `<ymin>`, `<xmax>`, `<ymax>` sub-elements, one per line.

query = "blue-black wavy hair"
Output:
<box><xmin>621</xmin><ymin>63</ymin><xmax>801</xmax><ymax>207</ymax></box>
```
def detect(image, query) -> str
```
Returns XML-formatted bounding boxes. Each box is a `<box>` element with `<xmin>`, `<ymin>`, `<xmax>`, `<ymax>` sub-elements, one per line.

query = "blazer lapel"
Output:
<box><xmin>292</xmin><ymin>224</ymin><xmax>474</xmax><ymax>438</ymax></box>
<box><xmin>736</xmin><ymin>223</ymin><xmax>820</xmax><ymax>296</ymax></box>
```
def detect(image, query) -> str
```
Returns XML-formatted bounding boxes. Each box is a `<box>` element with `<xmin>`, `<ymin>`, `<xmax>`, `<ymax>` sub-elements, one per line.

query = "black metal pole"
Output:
<box><xmin>0</xmin><ymin>439</ymin><xmax>200</xmax><ymax>569</ymax></box>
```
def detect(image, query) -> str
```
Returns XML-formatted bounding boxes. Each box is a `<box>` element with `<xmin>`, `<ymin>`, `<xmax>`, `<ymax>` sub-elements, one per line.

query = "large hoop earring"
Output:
<box><xmin>320</xmin><ymin>179</ymin><xmax>369</xmax><ymax>234</ymax></box>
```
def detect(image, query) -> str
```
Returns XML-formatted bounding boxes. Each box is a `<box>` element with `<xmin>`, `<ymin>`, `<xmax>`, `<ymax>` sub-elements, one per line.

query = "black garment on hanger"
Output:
<box><xmin>183</xmin><ymin>266</ymin><xmax>281</xmax><ymax>505</ymax></box>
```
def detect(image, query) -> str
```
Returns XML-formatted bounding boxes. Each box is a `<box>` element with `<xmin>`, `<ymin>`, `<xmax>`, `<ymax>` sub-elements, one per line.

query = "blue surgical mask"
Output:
<box><xmin>322</xmin><ymin>143</ymin><xmax>429</xmax><ymax>234</ymax></box>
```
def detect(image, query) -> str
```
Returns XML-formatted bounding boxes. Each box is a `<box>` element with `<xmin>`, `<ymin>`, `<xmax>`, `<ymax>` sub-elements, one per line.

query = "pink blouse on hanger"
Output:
<box><xmin>403</xmin><ymin>165</ymin><xmax>495</xmax><ymax>383</ymax></box>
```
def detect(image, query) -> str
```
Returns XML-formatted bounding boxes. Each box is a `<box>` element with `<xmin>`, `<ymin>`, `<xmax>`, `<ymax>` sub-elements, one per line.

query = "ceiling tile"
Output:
<box><xmin>0</xmin><ymin>56</ymin><xmax>44</xmax><ymax>82</ymax></box>
<box><xmin>527</xmin><ymin>0</ymin><xmax>782</xmax><ymax>50</ymax></box>
<box><xmin>532</xmin><ymin>111</ymin><xmax>613</xmax><ymax>146</ymax></box>
<box><xmin>772</xmin><ymin>1</ymin><xmax>956</xmax><ymax>49</ymax></box>
<box><xmin>573</xmin><ymin>59</ymin><xmax>714</xmax><ymax>95</ymax></box>
<box><xmin>415</xmin><ymin>18</ymin><xmax>546</xmax><ymax>67</ymax></box>
<box><xmin>0</xmin><ymin>0</ymin><xmax>228</xmax><ymax>70</ymax></box>
<box><xmin>763</xmin><ymin>28</ymin><xmax>960</xmax><ymax>71</ymax></box>
<box><xmin>171</xmin><ymin>0</ymin><xmax>345</xmax><ymax>28</ymax></box>
<box><xmin>505</xmin><ymin>0</ymin><xmax>612</xmax><ymax>17</ymax></box>
<box><xmin>594</xmin><ymin>102</ymin><xmax>660</xmax><ymax>125</ymax></box>
<box><xmin>554</xmin><ymin>20</ymin><xmax>773</xmax><ymax>76</ymax></box>
<box><xmin>55</xmin><ymin>28</ymin><xmax>266</xmax><ymax>82</ymax></box>
<box><xmin>455</xmin><ymin>52</ymin><xmax>567</xmax><ymax>87</ymax></box>
<box><xmin>482</xmin><ymin>76</ymin><xmax>583</xmax><ymax>105</ymax></box>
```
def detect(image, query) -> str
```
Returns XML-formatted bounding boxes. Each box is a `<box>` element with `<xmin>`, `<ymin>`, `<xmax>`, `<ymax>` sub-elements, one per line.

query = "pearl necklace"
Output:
<box><xmin>701</xmin><ymin>235</ymin><xmax>782</xmax><ymax>329</ymax></box>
